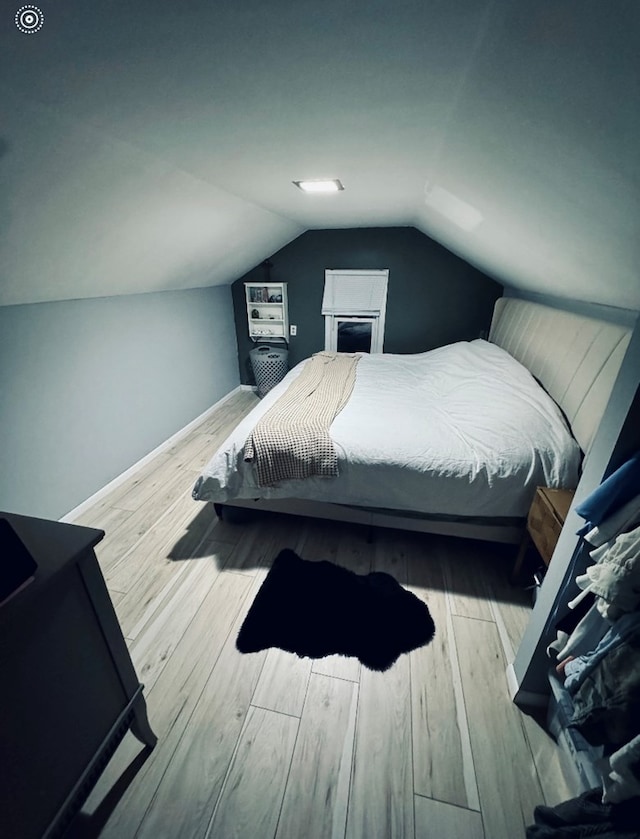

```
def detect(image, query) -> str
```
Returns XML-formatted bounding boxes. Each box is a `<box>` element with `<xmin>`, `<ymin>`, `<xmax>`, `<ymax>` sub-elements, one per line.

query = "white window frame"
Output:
<box><xmin>322</xmin><ymin>269</ymin><xmax>388</xmax><ymax>353</ymax></box>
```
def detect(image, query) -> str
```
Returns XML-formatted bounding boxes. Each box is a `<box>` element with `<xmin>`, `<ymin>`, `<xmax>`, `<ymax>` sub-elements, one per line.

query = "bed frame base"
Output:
<box><xmin>220</xmin><ymin>498</ymin><xmax>524</xmax><ymax>544</ymax></box>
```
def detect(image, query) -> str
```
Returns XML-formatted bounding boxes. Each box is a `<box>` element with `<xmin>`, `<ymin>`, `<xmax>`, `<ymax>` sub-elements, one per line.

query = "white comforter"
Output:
<box><xmin>193</xmin><ymin>340</ymin><xmax>581</xmax><ymax>518</ymax></box>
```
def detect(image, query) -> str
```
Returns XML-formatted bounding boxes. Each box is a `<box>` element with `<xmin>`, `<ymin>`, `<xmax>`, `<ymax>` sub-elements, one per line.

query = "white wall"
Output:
<box><xmin>0</xmin><ymin>286</ymin><xmax>239</xmax><ymax>520</ymax></box>
<box><xmin>0</xmin><ymin>84</ymin><xmax>302</xmax><ymax>307</ymax></box>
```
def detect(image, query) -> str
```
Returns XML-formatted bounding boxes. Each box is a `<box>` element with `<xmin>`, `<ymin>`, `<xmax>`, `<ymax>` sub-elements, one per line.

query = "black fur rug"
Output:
<box><xmin>236</xmin><ymin>549</ymin><xmax>435</xmax><ymax>672</ymax></box>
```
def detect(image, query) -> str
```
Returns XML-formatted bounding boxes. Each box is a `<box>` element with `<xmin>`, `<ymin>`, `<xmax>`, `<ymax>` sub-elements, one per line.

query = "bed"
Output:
<box><xmin>192</xmin><ymin>298</ymin><xmax>632</xmax><ymax>543</ymax></box>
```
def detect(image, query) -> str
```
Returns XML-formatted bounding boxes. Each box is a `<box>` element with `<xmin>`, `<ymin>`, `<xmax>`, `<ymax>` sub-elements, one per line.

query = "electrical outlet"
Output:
<box><xmin>290</xmin><ymin>325</ymin><xmax>297</xmax><ymax>336</ymax></box>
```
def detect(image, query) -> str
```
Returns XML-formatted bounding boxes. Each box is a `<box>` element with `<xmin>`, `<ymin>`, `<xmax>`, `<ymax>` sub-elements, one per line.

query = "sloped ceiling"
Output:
<box><xmin>1</xmin><ymin>0</ymin><xmax>638</xmax><ymax>308</ymax></box>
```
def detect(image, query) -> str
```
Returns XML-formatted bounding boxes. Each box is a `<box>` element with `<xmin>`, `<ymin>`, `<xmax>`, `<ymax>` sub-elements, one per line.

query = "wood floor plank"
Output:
<box><xmin>71</xmin><ymin>502</ymin><xmax>134</xmax><ymax>537</ymax></box>
<box><xmin>107</xmin><ymin>588</ymin><xmax>126</xmax><ymax>607</ymax></box>
<box><xmin>346</xmin><ymin>658</ymin><xmax>414</xmax><ymax>839</ymax></box>
<box><xmin>113</xmin><ymin>454</ymin><xmax>198</xmax><ymax>512</ymax></box>
<box><xmin>166</xmin><ymin>429</ymin><xmax>218</xmax><ymax>465</ymax></box>
<box><xmin>206</xmin><ymin>706</ymin><xmax>298</xmax><ymax>839</ymax></box>
<box><xmin>440</xmin><ymin>538</ymin><xmax>496</xmax><ymax>621</ymax></box>
<box><xmin>251</xmin><ymin>647</ymin><xmax>312</xmax><ymax>717</ymax></box>
<box><xmin>408</xmin><ymin>550</ymin><xmax>473</xmax><ymax>809</ymax></box>
<box><xmin>95</xmin><ymin>452</ymin><xmax>174</xmax><ymax>510</ymax></box>
<box><xmin>296</xmin><ymin>517</ymin><xmax>345</xmax><ymax>564</ymax></box>
<box><xmin>453</xmin><ymin>615</ymin><xmax>544</xmax><ymax>839</ymax></box>
<box><xmin>520</xmin><ymin>712</ymin><xmax>578</xmax><ymax>806</ymax></box>
<box><xmin>196</xmin><ymin>391</ymin><xmax>258</xmax><ymax>435</ymax></box>
<box><xmin>334</xmin><ymin>523</ymin><xmax>373</xmax><ymax>576</ymax></box>
<box><xmin>218</xmin><ymin>515</ymin><xmax>294</xmax><ymax>576</ymax></box>
<box><xmin>111</xmin><ymin>498</ymin><xmax>219</xmax><ymax>636</ymax></box>
<box><xmin>311</xmin><ymin>653</ymin><xmax>360</xmax><ymax>683</ymax></box>
<box><xmin>90</xmin><ymin>471</ymin><xmax>194</xmax><ymax>575</ymax></box>
<box><xmin>93</xmin><ymin>571</ymin><xmax>253</xmax><ymax>839</ymax></box>
<box><xmin>371</xmin><ymin>527</ymin><xmax>413</xmax><ymax>583</ymax></box>
<box><xmin>125</xmin><ymin>537</ymin><xmax>232</xmax><ymax>640</ymax></box>
<box><xmin>191</xmin><ymin>402</ymin><xmax>260</xmax><ymax>464</ymax></box>
<box><xmin>484</xmin><ymin>561</ymin><xmax>533</xmax><ymax>657</ymax></box>
<box><xmin>114</xmin><ymin>559</ymin><xmax>191</xmax><ymax>640</ymax></box>
<box><xmin>186</xmin><ymin>432</ymin><xmax>232</xmax><ymax>472</ymax></box>
<box><xmin>449</xmin><ymin>541</ymin><xmax>532</xmax><ymax>661</ymax></box>
<box><xmin>189</xmin><ymin>431</ymin><xmax>251</xmax><ymax>471</ymax></box>
<box><xmin>192</xmin><ymin>508</ymin><xmax>250</xmax><ymax>547</ymax></box>
<box><xmin>98</xmin><ymin>484</ymin><xmax>205</xmax><ymax>591</ymax></box>
<box><xmin>415</xmin><ymin>795</ymin><xmax>485</xmax><ymax>839</ymax></box>
<box><xmin>276</xmin><ymin>673</ymin><xmax>358</xmax><ymax>839</ymax></box>
<box><xmin>133</xmin><ymin>584</ymin><xmax>269</xmax><ymax>839</ymax></box>
<box><xmin>128</xmin><ymin>545</ymin><xmax>232</xmax><ymax>690</ymax></box>
<box><xmin>115</xmin><ymin>553</ymin><xmax>192</xmax><ymax>641</ymax></box>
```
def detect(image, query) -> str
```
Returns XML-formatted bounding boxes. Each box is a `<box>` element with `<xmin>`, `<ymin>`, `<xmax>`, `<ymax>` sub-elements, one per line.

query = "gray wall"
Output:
<box><xmin>232</xmin><ymin>227</ymin><xmax>503</xmax><ymax>384</ymax></box>
<box><xmin>0</xmin><ymin>286</ymin><xmax>239</xmax><ymax>520</ymax></box>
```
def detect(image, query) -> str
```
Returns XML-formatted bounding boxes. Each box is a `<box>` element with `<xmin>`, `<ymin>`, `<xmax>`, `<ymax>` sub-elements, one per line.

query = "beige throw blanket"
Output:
<box><xmin>244</xmin><ymin>351</ymin><xmax>361</xmax><ymax>487</ymax></box>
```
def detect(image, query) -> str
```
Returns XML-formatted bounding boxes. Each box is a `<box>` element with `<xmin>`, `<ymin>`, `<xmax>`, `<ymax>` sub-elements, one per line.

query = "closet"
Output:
<box><xmin>543</xmin><ymin>394</ymin><xmax>640</xmax><ymax>802</ymax></box>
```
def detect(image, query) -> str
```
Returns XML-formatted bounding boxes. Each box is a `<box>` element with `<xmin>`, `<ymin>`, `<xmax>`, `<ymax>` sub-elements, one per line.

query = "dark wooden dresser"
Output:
<box><xmin>0</xmin><ymin>512</ymin><xmax>156</xmax><ymax>839</ymax></box>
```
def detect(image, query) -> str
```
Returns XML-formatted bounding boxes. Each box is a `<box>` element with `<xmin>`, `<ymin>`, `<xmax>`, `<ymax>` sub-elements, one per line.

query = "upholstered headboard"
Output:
<box><xmin>489</xmin><ymin>298</ymin><xmax>632</xmax><ymax>453</ymax></box>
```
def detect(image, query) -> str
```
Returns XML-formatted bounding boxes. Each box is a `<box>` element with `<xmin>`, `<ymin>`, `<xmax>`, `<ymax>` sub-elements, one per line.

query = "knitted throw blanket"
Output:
<box><xmin>244</xmin><ymin>351</ymin><xmax>361</xmax><ymax>487</ymax></box>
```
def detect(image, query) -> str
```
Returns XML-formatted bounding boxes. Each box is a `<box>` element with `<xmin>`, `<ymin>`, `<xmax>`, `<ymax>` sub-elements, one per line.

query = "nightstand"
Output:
<box><xmin>510</xmin><ymin>487</ymin><xmax>575</xmax><ymax>584</ymax></box>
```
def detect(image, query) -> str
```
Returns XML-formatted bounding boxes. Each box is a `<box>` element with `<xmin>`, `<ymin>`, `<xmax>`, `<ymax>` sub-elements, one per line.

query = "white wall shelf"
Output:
<box><xmin>245</xmin><ymin>282</ymin><xmax>289</xmax><ymax>341</ymax></box>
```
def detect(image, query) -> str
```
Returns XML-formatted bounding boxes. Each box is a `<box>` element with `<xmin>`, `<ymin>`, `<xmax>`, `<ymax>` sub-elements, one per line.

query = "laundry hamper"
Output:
<box><xmin>250</xmin><ymin>344</ymin><xmax>289</xmax><ymax>397</ymax></box>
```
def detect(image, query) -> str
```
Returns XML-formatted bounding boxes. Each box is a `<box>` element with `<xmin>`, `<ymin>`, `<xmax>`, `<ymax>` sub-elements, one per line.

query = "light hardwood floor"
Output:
<box><xmin>67</xmin><ymin>389</ymin><xmax>576</xmax><ymax>839</ymax></box>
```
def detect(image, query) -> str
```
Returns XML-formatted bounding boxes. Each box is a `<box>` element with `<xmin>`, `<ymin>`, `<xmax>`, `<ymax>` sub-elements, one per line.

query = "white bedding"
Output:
<box><xmin>193</xmin><ymin>340</ymin><xmax>581</xmax><ymax>518</ymax></box>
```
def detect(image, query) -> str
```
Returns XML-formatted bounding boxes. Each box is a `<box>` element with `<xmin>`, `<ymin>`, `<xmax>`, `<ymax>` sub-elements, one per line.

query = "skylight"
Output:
<box><xmin>293</xmin><ymin>179</ymin><xmax>344</xmax><ymax>193</ymax></box>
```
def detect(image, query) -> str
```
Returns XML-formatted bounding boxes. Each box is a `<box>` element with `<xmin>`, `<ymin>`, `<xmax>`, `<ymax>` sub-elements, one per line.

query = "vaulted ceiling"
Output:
<box><xmin>1</xmin><ymin>0</ymin><xmax>638</xmax><ymax>308</ymax></box>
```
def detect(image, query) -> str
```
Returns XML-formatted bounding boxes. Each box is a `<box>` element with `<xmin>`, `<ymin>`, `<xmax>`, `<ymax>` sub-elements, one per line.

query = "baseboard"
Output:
<box><xmin>60</xmin><ymin>386</ymin><xmax>244</xmax><ymax>523</ymax></box>
<box><xmin>506</xmin><ymin>662</ymin><xmax>549</xmax><ymax>708</ymax></box>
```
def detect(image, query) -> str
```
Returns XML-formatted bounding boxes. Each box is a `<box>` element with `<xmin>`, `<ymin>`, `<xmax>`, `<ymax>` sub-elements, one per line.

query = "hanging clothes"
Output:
<box><xmin>574</xmin><ymin>451</ymin><xmax>640</xmax><ymax>535</ymax></box>
<box><xmin>549</xmin><ymin>601</ymin><xmax>610</xmax><ymax>662</ymax></box>
<box><xmin>602</xmin><ymin>735</ymin><xmax>640</xmax><ymax>804</ymax></box>
<box><xmin>582</xmin><ymin>493</ymin><xmax>640</xmax><ymax>550</ymax></box>
<box><xmin>572</xmin><ymin>524</ymin><xmax>640</xmax><ymax>621</ymax></box>
<box><xmin>544</xmin><ymin>453</ymin><xmax>640</xmax><ymax>808</ymax></box>
<box><xmin>563</xmin><ymin>611</ymin><xmax>640</xmax><ymax>695</ymax></box>
<box><xmin>549</xmin><ymin>451</ymin><xmax>640</xmax><ymax>658</ymax></box>
<box><xmin>568</xmin><ymin>630</ymin><xmax>640</xmax><ymax>749</ymax></box>
<box><xmin>526</xmin><ymin>787</ymin><xmax>640</xmax><ymax>838</ymax></box>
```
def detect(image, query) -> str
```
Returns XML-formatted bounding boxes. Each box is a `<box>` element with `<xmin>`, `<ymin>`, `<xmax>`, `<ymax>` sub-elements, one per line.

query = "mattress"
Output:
<box><xmin>193</xmin><ymin>340</ymin><xmax>582</xmax><ymax>518</ymax></box>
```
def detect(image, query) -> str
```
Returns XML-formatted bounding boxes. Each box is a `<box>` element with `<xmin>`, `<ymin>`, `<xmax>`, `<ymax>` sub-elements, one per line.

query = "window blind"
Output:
<box><xmin>321</xmin><ymin>270</ymin><xmax>389</xmax><ymax>316</ymax></box>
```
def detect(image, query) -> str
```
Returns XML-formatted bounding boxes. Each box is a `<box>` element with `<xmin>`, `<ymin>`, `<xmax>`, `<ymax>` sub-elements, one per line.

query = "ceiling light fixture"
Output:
<box><xmin>293</xmin><ymin>179</ymin><xmax>344</xmax><ymax>193</ymax></box>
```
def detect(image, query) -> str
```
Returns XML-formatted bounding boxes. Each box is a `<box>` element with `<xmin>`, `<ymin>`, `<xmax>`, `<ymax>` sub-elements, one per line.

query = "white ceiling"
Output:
<box><xmin>1</xmin><ymin>0</ymin><xmax>639</xmax><ymax>308</ymax></box>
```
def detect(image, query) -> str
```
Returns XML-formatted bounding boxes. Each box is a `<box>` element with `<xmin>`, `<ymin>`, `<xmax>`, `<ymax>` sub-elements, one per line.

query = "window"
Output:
<box><xmin>322</xmin><ymin>270</ymin><xmax>388</xmax><ymax>353</ymax></box>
